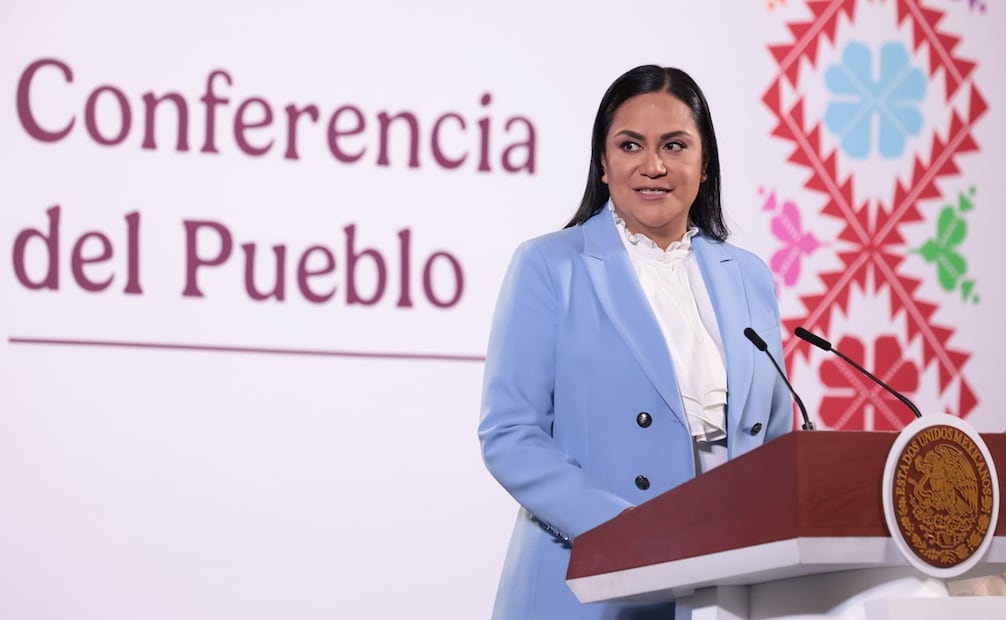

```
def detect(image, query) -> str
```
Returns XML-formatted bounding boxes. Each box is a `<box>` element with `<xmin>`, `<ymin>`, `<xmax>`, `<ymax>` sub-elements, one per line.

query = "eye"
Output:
<box><xmin>664</xmin><ymin>141</ymin><xmax>685</xmax><ymax>152</ymax></box>
<box><xmin>618</xmin><ymin>140</ymin><xmax>642</xmax><ymax>152</ymax></box>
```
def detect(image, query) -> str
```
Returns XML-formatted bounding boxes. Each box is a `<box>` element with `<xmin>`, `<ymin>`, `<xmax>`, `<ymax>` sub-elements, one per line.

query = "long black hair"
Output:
<box><xmin>565</xmin><ymin>65</ymin><xmax>728</xmax><ymax>241</ymax></box>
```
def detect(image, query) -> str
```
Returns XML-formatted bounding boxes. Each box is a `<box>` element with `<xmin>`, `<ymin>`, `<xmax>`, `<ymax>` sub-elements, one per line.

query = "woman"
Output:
<box><xmin>478</xmin><ymin>65</ymin><xmax>794</xmax><ymax>619</ymax></box>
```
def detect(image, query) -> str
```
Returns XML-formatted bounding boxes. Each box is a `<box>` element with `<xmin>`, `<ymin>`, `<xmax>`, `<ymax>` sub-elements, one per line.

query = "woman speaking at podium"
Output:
<box><xmin>478</xmin><ymin>65</ymin><xmax>795</xmax><ymax>619</ymax></box>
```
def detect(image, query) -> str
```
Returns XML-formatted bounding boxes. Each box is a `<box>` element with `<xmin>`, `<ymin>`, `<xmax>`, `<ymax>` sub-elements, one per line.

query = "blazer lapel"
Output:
<box><xmin>580</xmin><ymin>212</ymin><xmax>686</xmax><ymax>425</ymax></box>
<box><xmin>692</xmin><ymin>236</ymin><xmax>754</xmax><ymax>442</ymax></box>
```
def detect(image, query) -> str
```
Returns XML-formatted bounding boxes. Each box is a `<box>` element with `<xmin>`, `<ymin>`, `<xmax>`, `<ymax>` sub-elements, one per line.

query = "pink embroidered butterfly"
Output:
<box><xmin>770</xmin><ymin>199</ymin><xmax>820</xmax><ymax>287</ymax></box>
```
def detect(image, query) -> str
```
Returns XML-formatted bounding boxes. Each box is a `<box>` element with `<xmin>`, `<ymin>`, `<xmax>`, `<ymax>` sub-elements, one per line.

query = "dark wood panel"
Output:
<box><xmin>568</xmin><ymin>431</ymin><xmax>1006</xmax><ymax>580</ymax></box>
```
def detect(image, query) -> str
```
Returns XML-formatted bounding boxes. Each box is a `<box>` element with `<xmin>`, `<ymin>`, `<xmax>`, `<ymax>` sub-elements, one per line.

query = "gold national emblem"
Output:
<box><xmin>891</xmin><ymin>424</ymin><xmax>995</xmax><ymax>568</ymax></box>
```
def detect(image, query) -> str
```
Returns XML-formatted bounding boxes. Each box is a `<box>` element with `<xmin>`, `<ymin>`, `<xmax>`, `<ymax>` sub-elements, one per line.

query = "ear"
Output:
<box><xmin>600</xmin><ymin>154</ymin><xmax>609</xmax><ymax>185</ymax></box>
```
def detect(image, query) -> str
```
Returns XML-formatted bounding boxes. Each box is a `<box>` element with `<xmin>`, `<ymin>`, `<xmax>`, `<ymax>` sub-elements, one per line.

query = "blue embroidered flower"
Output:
<box><xmin>824</xmin><ymin>41</ymin><xmax>926</xmax><ymax>159</ymax></box>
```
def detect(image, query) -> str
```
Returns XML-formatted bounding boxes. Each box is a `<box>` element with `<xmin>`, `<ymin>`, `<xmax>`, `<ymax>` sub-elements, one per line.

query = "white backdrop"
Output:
<box><xmin>2</xmin><ymin>1</ymin><xmax>1003</xmax><ymax>618</ymax></box>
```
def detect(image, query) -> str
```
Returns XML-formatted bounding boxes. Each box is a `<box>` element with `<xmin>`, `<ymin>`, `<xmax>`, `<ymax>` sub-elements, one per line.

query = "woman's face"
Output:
<box><xmin>601</xmin><ymin>91</ymin><xmax>706</xmax><ymax>249</ymax></box>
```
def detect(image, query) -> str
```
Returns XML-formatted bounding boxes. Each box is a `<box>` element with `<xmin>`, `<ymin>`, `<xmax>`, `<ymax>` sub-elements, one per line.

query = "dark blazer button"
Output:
<box><xmin>750</xmin><ymin>422</ymin><xmax>763</xmax><ymax>436</ymax></box>
<box><xmin>636</xmin><ymin>412</ymin><xmax>652</xmax><ymax>428</ymax></box>
<box><xmin>635</xmin><ymin>475</ymin><xmax>650</xmax><ymax>490</ymax></box>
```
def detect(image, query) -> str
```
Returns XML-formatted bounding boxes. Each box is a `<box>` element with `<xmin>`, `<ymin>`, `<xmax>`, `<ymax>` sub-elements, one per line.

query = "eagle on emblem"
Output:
<box><xmin>914</xmin><ymin>444</ymin><xmax>979</xmax><ymax>517</ymax></box>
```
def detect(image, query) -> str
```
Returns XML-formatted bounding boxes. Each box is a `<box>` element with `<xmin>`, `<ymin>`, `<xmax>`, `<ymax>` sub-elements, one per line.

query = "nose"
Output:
<box><xmin>639</xmin><ymin>151</ymin><xmax>667</xmax><ymax>178</ymax></box>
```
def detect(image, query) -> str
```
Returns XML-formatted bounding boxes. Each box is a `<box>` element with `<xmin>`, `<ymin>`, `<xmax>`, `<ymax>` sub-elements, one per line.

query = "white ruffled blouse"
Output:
<box><xmin>610</xmin><ymin>204</ymin><xmax>728</xmax><ymax>444</ymax></box>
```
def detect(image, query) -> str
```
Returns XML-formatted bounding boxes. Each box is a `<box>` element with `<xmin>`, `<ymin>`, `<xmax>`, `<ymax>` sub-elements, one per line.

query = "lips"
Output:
<box><xmin>636</xmin><ymin>187</ymin><xmax>671</xmax><ymax>195</ymax></box>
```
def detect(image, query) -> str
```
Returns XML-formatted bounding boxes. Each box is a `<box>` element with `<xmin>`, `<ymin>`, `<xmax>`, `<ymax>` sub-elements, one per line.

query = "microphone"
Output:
<box><xmin>744</xmin><ymin>327</ymin><xmax>814</xmax><ymax>430</ymax></box>
<box><xmin>793</xmin><ymin>327</ymin><xmax>922</xmax><ymax>419</ymax></box>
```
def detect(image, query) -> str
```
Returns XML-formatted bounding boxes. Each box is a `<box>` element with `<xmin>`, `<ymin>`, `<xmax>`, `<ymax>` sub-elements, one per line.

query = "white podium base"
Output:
<box><xmin>863</xmin><ymin>596</ymin><xmax>1006</xmax><ymax>620</ymax></box>
<box><xmin>675</xmin><ymin>567</ymin><xmax>1006</xmax><ymax>620</ymax></box>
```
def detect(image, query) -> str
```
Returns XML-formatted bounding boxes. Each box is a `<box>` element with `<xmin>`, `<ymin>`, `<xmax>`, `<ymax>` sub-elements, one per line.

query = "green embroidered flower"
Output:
<box><xmin>915</xmin><ymin>188</ymin><xmax>979</xmax><ymax>303</ymax></box>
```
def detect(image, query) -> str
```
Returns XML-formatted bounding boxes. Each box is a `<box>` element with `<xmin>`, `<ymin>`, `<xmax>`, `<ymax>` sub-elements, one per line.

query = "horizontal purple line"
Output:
<box><xmin>9</xmin><ymin>337</ymin><xmax>486</xmax><ymax>363</ymax></box>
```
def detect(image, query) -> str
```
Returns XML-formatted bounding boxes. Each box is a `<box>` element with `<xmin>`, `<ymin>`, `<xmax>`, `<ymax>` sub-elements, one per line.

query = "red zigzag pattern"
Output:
<box><xmin>763</xmin><ymin>0</ymin><xmax>984</xmax><ymax>418</ymax></box>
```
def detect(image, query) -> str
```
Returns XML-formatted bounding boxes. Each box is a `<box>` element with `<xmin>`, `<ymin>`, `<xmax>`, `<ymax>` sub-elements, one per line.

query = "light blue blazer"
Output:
<box><xmin>478</xmin><ymin>209</ymin><xmax>794</xmax><ymax>620</ymax></box>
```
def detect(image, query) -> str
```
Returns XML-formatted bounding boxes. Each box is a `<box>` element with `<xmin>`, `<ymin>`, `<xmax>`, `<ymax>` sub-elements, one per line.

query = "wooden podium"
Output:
<box><xmin>566</xmin><ymin>431</ymin><xmax>1006</xmax><ymax>619</ymax></box>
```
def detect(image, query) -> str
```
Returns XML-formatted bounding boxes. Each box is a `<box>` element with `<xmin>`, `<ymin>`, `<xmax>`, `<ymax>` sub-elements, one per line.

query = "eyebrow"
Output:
<box><xmin>613</xmin><ymin>129</ymin><xmax>693</xmax><ymax>141</ymax></box>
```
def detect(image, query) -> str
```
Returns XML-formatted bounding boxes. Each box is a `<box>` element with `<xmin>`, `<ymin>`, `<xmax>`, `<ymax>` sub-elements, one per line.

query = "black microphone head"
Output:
<box><xmin>795</xmin><ymin>326</ymin><xmax>832</xmax><ymax>351</ymax></box>
<box><xmin>744</xmin><ymin>327</ymin><xmax>768</xmax><ymax>351</ymax></box>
